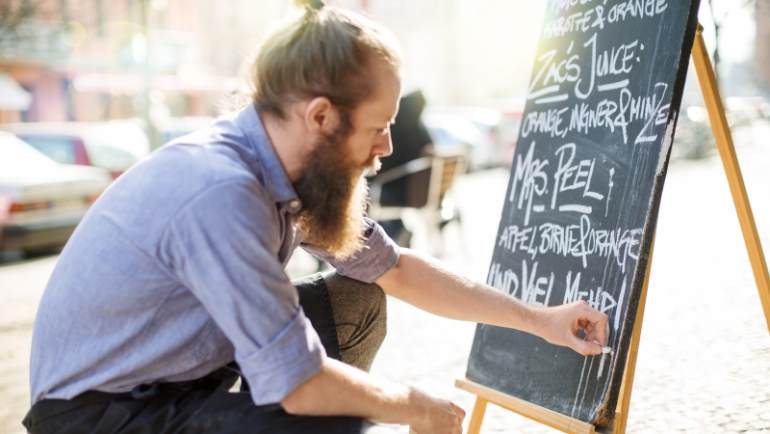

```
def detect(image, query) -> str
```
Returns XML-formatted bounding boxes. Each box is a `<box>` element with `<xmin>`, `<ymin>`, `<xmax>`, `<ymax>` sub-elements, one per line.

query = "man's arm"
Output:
<box><xmin>167</xmin><ymin>184</ymin><xmax>464</xmax><ymax>432</ymax></box>
<box><xmin>281</xmin><ymin>358</ymin><xmax>464</xmax><ymax>434</ymax></box>
<box><xmin>282</xmin><ymin>247</ymin><xmax>606</xmax><ymax>431</ymax></box>
<box><xmin>376</xmin><ymin>248</ymin><xmax>608</xmax><ymax>356</ymax></box>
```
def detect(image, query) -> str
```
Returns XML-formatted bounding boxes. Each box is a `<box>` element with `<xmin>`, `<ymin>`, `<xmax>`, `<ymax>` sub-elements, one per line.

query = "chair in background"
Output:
<box><xmin>368</xmin><ymin>149</ymin><xmax>466</xmax><ymax>256</ymax></box>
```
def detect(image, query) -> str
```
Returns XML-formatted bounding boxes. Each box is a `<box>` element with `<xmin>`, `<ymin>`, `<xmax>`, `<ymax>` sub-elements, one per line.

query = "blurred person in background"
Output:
<box><xmin>373</xmin><ymin>89</ymin><xmax>433</xmax><ymax>246</ymax></box>
<box><xmin>24</xmin><ymin>2</ymin><xmax>609</xmax><ymax>434</ymax></box>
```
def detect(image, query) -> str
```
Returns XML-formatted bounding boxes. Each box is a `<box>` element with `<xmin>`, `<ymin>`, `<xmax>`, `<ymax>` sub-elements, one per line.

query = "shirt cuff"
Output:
<box><xmin>326</xmin><ymin>218</ymin><xmax>400</xmax><ymax>283</ymax></box>
<box><xmin>238</xmin><ymin>308</ymin><xmax>326</xmax><ymax>405</ymax></box>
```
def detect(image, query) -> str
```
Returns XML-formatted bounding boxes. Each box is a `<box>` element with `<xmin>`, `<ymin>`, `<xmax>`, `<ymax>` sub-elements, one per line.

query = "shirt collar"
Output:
<box><xmin>235</xmin><ymin>105</ymin><xmax>302</xmax><ymax>211</ymax></box>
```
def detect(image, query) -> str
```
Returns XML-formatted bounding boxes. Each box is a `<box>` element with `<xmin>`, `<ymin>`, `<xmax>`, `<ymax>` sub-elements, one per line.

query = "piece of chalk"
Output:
<box><xmin>598</xmin><ymin>352</ymin><xmax>607</xmax><ymax>378</ymax></box>
<box><xmin>592</xmin><ymin>340</ymin><xmax>613</xmax><ymax>354</ymax></box>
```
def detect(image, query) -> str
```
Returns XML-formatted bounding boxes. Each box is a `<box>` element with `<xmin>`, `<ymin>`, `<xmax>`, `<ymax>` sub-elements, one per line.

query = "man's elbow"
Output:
<box><xmin>280</xmin><ymin>367</ymin><xmax>326</xmax><ymax>415</ymax></box>
<box><xmin>280</xmin><ymin>392</ymin><xmax>307</xmax><ymax>415</ymax></box>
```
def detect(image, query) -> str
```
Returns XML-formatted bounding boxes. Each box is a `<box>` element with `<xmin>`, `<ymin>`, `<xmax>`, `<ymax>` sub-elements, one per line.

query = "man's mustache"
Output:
<box><xmin>363</xmin><ymin>157</ymin><xmax>381</xmax><ymax>177</ymax></box>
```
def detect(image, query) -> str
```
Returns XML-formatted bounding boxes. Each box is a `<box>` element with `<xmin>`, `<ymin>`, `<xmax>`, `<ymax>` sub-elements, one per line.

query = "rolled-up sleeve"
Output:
<box><xmin>304</xmin><ymin>217</ymin><xmax>400</xmax><ymax>283</ymax></box>
<box><xmin>237</xmin><ymin>309</ymin><xmax>323</xmax><ymax>403</ymax></box>
<box><xmin>159</xmin><ymin>181</ymin><xmax>324</xmax><ymax>405</ymax></box>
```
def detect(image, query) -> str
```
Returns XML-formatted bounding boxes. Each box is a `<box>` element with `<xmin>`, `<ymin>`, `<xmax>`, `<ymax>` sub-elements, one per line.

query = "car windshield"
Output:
<box><xmin>84</xmin><ymin>123</ymin><xmax>150</xmax><ymax>171</ymax></box>
<box><xmin>0</xmin><ymin>133</ymin><xmax>57</xmax><ymax>175</ymax></box>
<box><xmin>20</xmin><ymin>135</ymin><xmax>77</xmax><ymax>165</ymax></box>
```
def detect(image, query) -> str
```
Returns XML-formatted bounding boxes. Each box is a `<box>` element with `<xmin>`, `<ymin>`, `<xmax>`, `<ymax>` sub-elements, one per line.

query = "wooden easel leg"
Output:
<box><xmin>613</xmin><ymin>238</ymin><xmax>656</xmax><ymax>434</ymax></box>
<box><xmin>466</xmin><ymin>397</ymin><xmax>488</xmax><ymax>434</ymax></box>
<box><xmin>690</xmin><ymin>25</ymin><xmax>770</xmax><ymax>332</ymax></box>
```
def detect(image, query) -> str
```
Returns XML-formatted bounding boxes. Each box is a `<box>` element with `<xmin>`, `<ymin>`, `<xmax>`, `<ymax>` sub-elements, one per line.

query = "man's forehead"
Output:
<box><xmin>364</xmin><ymin>98</ymin><xmax>398</xmax><ymax>126</ymax></box>
<box><xmin>376</xmin><ymin>99</ymin><xmax>399</xmax><ymax>122</ymax></box>
<box><xmin>352</xmin><ymin>99</ymin><xmax>396</xmax><ymax>127</ymax></box>
<box><xmin>348</xmin><ymin>62</ymin><xmax>401</xmax><ymax>123</ymax></box>
<box><xmin>370</xmin><ymin>77</ymin><xmax>402</xmax><ymax>120</ymax></box>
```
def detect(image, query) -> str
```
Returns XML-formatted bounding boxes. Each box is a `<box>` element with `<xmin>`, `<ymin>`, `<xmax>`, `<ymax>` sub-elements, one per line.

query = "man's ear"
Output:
<box><xmin>304</xmin><ymin>96</ymin><xmax>340</xmax><ymax>134</ymax></box>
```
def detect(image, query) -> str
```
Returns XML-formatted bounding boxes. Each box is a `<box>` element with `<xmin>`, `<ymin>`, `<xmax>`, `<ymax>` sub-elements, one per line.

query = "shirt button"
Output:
<box><xmin>289</xmin><ymin>200</ymin><xmax>301</xmax><ymax>210</ymax></box>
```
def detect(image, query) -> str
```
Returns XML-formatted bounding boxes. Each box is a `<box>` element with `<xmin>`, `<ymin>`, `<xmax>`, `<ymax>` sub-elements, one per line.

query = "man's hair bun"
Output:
<box><xmin>252</xmin><ymin>0</ymin><xmax>401</xmax><ymax>121</ymax></box>
<box><xmin>294</xmin><ymin>0</ymin><xmax>325</xmax><ymax>12</ymax></box>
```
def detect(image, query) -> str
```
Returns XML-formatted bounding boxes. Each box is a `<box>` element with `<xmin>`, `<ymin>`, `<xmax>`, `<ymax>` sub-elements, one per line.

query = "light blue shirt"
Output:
<box><xmin>29</xmin><ymin>105</ymin><xmax>400</xmax><ymax>405</ymax></box>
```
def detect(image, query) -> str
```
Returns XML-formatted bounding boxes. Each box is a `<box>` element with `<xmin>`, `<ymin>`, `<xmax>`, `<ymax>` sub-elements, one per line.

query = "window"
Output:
<box><xmin>19</xmin><ymin>135</ymin><xmax>77</xmax><ymax>165</ymax></box>
<box><xmin>0</xmin><ymin>134</ymin><xmax>57</xmax><ymax>173</ymax></box>
<box><xmin>84</xmin><ymin>144</ymin><xmax>137</xmax><ymax>171</ymax></box>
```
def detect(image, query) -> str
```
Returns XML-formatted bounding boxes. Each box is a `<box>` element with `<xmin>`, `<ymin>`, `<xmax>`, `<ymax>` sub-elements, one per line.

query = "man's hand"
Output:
<box><xmin>537</xmin><ymin>301</ymin><xmax>609</xmax><ymax>356</ymax></box>
<box><xmin>407</xmin><ymin>387</ymin><xmax>465</xmax><ymax>434</ymax></box>
<box><xmin>281</xmin><ymin>358</ymin><xmax>465</xmax><ymax>431</ymax></box>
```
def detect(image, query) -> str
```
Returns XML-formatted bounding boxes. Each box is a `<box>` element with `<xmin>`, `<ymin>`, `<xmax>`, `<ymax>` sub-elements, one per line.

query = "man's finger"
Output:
<box><xmin>583</xmin><ymin>329</ymin><xmax>606</xmax><ymax>347</ymax></box>
<box><xmin>580</xmin><ymin>303</ymin><xmax>608</xmax><ymax>321</ymax></box>
<box><xmin>579</xmin><ymin>306</ymin><xmax>609</xmax><ymax>344</ymax></box>
<box><xmin>572</xmin><ymin>334</ymin><xmax>603</xmax><ymax>356</ymax></box>
<box><xmin>451</xmin><ymin>402</ymin><xmax>466</xmax><ymax>419</ymax></box>
<box><xmin>582</xmin><ymin>319</ymin><xmax>608</xmax><ymax>344</ymax></box>
<box><xmin>594</xmin><ymin>319</ymin><xmax>608</xmax><ymax>345</ymax></box>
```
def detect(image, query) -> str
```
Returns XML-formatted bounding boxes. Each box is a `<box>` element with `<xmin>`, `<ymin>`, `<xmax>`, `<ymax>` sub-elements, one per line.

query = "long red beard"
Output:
<box><xmin>294</xmin><ymin>130</ymin><xmax>371</xmax><ymax>261</ymax></box>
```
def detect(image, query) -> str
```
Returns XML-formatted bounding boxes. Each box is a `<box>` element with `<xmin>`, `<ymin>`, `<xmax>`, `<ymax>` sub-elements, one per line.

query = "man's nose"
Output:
<box><xmin>375</xmin><ymin>131</ymin><xmax>393</xmax><ymax>158</ymax></box>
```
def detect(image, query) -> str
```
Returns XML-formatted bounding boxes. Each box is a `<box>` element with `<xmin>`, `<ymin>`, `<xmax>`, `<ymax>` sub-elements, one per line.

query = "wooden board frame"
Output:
<box><xmin>690</xmin><ymin>25</ymin><xmax>770</xmax><ymax>331</ymax></box>
<box><xmin>455</xmin><ymin>24</ymin><xmax>770</xmax><ymax>434</ymax></box>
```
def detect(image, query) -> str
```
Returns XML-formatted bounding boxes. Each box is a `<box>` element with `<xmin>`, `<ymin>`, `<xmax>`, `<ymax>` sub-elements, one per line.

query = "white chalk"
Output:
<box><xmin>597</xmin><ymin>346</ymin><xmax>612</xmax><ymax>379</ymax></box>
<box><xmin>592</xmin><ymin>340</ymin><xmax>613</xmax><ymax>355</ymax></box>
<box><xmin>598</xmin><ymin>352</ymin><xmax>607</xmax><ymax>378</ymax></box>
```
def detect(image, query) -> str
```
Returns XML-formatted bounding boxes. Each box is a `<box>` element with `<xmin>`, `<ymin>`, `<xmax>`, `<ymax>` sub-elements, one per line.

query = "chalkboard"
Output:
<box><xmin>466</xmin><ymin>0</ymin><xmax>701</xmax><ymax>428</ymax></box>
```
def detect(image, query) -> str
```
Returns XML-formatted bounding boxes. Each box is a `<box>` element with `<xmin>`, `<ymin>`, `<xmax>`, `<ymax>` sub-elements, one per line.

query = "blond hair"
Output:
<box><xmin>251</xmin><ymin>1</ymin><xmax>401</xmax><ymax>119</ymax></box>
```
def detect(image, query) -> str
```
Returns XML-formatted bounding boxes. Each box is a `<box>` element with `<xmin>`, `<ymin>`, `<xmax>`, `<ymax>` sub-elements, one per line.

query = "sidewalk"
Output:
<box><xmin>1</xmin><ymin>122</ymin><xmax>770</xmax><ymax>433</ymax></box>
<box><xmin>368</xmin><ymin>122</ymin><xmax>770</xmax><ymax>433</ymax></box>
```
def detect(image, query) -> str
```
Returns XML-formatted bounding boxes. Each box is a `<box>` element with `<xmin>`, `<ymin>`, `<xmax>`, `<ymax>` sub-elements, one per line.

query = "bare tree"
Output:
<box><xmin>0</xmin><ymin>0</ymin><xmax>39</xmax><ymax>37</ymax></box>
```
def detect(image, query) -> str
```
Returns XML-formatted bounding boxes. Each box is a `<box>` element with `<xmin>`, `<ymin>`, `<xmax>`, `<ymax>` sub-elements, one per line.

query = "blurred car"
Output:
<box><xmin>157</xmin><ymin>116</ymin><xmax>215</xmax><ymax>144</ymax></box>
<box><xmin>669</xmin><ymin>105</ymin><xmax>716</xmax><ymax>161</ymax></box>
<box><xmin>423</xmin><ymin>111</ymin><xmax>489</xmax><ymax>171</ymax></box>
<box><xmin>2</xmin><ymin>120</ymin><xmax>150</xmax><ymax>179</ymax></box>
<box><xmin>423</xmin><ymin>106</ymin><xmax>521</xmax><ymax>170</ymax></box>
<box><xmin>0</xmin><ymin>132</ymin><xmax>111</xmax><ymax>253</ymax></box>
<box><xmin>673</xmin><ymin>97</ymin><xmax>770</xmax><ymax>161</ymax></box>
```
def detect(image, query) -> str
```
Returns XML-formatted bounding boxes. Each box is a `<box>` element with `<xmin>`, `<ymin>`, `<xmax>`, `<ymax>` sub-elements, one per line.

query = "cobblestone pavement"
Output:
<box><xmin>2</xmin><ymin>123</ymin><xmax>770</xmax><ymax>433</ymax></box>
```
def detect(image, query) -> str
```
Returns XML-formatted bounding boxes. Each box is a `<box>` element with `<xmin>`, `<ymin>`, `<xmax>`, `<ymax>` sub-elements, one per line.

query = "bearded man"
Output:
<box><xmin>24</xmin><ymin>3</ymin><xmax>608</xmax><ymax>434</ymax></box>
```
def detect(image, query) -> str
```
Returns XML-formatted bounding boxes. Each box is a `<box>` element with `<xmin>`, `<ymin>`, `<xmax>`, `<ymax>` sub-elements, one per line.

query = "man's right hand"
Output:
<box><xmin>537</xmin><ymin>300</ymin><xmax>609</xmax><ymax>356</ymax></box>
<box><xmin>407</xmin><ymin>387</ymin><xmax>465</xmax><ymax>434</ymax></box>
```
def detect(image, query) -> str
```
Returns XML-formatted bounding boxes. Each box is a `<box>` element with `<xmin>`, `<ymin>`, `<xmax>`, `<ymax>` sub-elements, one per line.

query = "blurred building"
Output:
<box><xmin>2</xmin><ymin>0</ymin><xmax>765</xmax><ymax>130</ymax></box>
<box><xmin>0</xmin><ymin>1</ymin><xmax>69</xmax><ymax>123</ymax></box>
<box><xmin>0</xmin><ymin>0</ymin><xmax>256</xmax><ymax>142</ymax></box>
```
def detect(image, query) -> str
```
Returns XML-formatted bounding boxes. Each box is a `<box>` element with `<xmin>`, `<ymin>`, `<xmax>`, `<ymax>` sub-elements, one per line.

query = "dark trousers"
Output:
<box><xmin>23</xmin><ymin>273</ymin><xmax>388</xmax><ymax>434</ymax></box>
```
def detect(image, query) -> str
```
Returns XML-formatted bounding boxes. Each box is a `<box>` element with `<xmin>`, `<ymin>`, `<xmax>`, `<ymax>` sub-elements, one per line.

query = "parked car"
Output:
<box><xmin>0</xmin><ymin>132</ymin><xmax>111</xmax><ymax>253</ymax></box>
<box><xmin>2</xmin><ymin>120</ymin><xmax>150</xmax><ymax>179</ymax></box>
<box><xmin>157</xmin><ymin>116</ymin><xmax>215</xmax><ymax>144</ymax></box>
<box><xmin>423</xmin><ymin>106</ymin><xmax>522</xmax><ymax>170</ymax></box>
<box><xmin>423</xmin><ymin>110</ymin><xmax>490</xmax><ymax>171</ymax></box>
